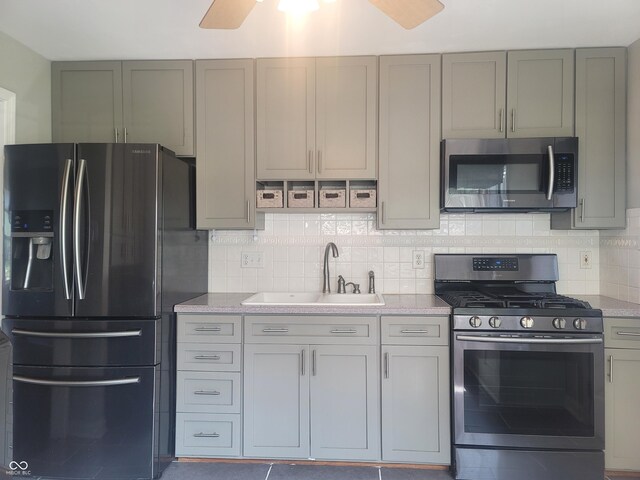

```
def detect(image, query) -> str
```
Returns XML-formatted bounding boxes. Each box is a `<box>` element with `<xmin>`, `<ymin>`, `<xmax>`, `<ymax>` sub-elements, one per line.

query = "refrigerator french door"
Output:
<box><xmin>1</xmin><ymin>143</ymin><xmax>206</xmax><ymax>480</ymax></box>
<box><xmin>3</xmin><ymin>143</ymin><xmax>160</xmax><ymax>318</ymax></box>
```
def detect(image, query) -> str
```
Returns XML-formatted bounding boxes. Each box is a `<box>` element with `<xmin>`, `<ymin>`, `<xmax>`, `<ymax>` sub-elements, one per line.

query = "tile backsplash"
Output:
<box><xmin>600</xmin><ymin>208</ymin><xmax>640</xmax><ymax>303</ymax></box>
<box><xmin>208</xmin><ymin>213</ymin><xmax>600</xmax><ymax>295</ymax></box>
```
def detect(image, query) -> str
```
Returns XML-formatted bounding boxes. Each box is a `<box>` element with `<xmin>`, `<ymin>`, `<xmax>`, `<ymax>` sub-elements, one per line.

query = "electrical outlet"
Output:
<box><xmin>241</xmin><ymin>252</ymin><xmax>263</xmax><ymax>268</ymax></box>
<box><xmin>580</xmin><ymin>251</ymin><xmax>592</xmax><ymax>269</ymax></box>
<box><xmin>412</xmin><ymin>250</ymin><xmax>425</xmax><ymax>269</ymax></box>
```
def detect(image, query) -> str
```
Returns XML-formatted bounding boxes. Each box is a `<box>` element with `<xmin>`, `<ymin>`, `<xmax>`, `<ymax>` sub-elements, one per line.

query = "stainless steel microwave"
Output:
<box><xmin>441</xmin><ymin>137</ymin><xmax>578</xmax><ymax>212</ymax></box>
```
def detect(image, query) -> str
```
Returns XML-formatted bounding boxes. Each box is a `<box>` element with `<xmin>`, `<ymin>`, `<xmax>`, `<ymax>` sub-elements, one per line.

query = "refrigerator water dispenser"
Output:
<box><xmin>10</xmin><ymin>210</ymin><xmax>54</xmax><ymax>291</ymax></box>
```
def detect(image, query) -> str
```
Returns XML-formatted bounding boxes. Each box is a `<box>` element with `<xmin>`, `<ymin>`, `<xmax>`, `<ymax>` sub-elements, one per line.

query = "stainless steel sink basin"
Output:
<box><xmin>241</xmin><ymin>292</ymin><xmax>385</xmax><ymax>306</ymax></box>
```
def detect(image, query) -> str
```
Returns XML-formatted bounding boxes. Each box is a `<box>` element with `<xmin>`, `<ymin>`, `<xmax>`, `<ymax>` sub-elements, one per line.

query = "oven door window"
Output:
<box><xmin>449</xmin><ymin>154</ymin><xmax>545</xmax><ymax>194</ymax></box>
<box><xmin>463</xmin><ymin>349</ymin><xmax>594</xmax><ymax>437</ymax></box>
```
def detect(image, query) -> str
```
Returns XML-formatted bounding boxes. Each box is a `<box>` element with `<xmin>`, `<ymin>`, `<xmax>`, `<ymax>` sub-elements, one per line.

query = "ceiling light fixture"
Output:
<box><xmin>277</xmin><ymin>0</ymin><xmax>338</xmax><ymax>15</ymax></box>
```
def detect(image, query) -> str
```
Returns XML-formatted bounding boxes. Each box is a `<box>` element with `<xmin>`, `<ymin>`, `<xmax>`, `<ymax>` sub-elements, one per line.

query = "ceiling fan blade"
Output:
<box><xmin>200</xmin><ymin>0</ymin><xmax>257</xmax><ymax>29</ymax></box>
<box><xmin>368</xmin><ymin>0</ymin><xmax>444</xmax><ymax>29</ymax></box>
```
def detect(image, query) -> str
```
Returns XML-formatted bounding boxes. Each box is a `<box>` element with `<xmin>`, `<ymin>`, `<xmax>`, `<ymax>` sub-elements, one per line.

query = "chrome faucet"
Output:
<box><xmin>323</xmin><ymin>242</ymin><xmax>339</xmax><ymax>293</ymax></box>
<box><xmin>368</xmin><ymin>270</ymin><xmax>376</xmax><ymax>294</ymax></box>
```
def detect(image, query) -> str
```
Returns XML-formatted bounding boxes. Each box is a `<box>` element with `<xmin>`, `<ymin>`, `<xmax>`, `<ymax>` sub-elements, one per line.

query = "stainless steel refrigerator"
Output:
<box><xmin>1</xmin><ymin>143</ymin><xmax>207</xmax><ymax>479</ymax></box>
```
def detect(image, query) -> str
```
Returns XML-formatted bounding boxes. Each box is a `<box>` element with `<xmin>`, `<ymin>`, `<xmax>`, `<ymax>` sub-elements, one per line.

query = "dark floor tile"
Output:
<box><xmin>381</xmin><ymin>467</ymin><xmax>454</xmax><ymax>480</ymax></box>
<box><xmin>268</xmin><ymin>464</ymin><xmax>379</xmax><ymax>480</ymax></box>
<box><xmin>160</xmin><ymin>461</ymin><xmax>271</xmax><ymax>480</ymax></box>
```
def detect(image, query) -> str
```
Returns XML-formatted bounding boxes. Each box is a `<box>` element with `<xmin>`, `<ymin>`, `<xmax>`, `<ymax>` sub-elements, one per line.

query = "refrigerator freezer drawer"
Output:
<box><xmin>2</xmin><ymin>318</ymin><xmax>159</xmax><ymax>367</ymax></box>
<box><xmin>12</xmin><ymin>365</ymin><xmax>159</xmax><ymax>479</ymax></box>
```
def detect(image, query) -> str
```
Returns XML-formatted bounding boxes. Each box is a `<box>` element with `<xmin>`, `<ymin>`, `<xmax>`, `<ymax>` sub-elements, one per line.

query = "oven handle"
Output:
<box><xmin>456</xmin><ymin>334</ymin><xmax>603</xmax><ymax>345</ymax></box>
<box><xmin>13</xmin><ymin>375</ymin><xmax>140</xmax><ymax>387</ymax></box>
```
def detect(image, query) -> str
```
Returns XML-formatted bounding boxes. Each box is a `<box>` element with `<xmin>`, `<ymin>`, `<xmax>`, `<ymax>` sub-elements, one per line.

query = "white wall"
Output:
<box><xmin>208</xmin><ymin>213</ymin><xmax>600</xmax><ymax>296</ymax></box>
<box><xmin>0</xmin><ymin>30</ymin><xmax>51</xmax><ymax>143</ymax></box>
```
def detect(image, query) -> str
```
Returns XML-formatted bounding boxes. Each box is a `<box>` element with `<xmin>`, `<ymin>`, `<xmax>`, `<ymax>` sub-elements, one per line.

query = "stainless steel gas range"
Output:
<box><xmin>435</xmin><ymin>254</ymin><xmax>604</xmax><ymax>480</ymax></box>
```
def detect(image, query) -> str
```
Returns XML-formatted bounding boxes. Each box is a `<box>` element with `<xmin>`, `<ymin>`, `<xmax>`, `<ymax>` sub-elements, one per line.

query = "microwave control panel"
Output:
<box><xmin>554</xmin><ymin>154</ymin><xmax>575</xmax><ymax>192</ymax></box>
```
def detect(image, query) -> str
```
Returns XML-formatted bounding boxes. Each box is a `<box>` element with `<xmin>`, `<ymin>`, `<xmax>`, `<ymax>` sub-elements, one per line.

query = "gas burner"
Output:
<box><xmin>438</xmin><ymin>290</ymin><xmax>592</xmax><ymax>310</ymax></box>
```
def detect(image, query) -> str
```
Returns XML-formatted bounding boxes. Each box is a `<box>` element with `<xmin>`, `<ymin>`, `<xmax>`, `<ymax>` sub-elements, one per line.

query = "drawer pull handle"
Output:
<box><xmin>194</xmin><ymin>355</ymin><xmax>221</xmax><ymax>360</ymax></box>
<box><xmin>194</xmin><ymin>327</ymin><xmax>222</xmax><ymax>332</ymax></box>
<box><xmin>263</xmin><ymin>328</ymin><xmax>289</xmax><ymax>333</ymax></box>
<box><xmin>400</xmin><ymin>329</ymin><xmax>429</xmax><ymax>334</ymax></box>
<box><xmin>193</xmin><ymin>432</ymin><xmax>220</xmax><ymax>438</ymax></box>
<box><xmin>330</xmin><ymin>329</ymin><xmax>357</xmax><ymax>334</ymax></box>
<box><xmin>194</xmin><ymin>390</ymin><xmax>221</xmax><ymax>396</ymax></box>
<box><xmin>616</xmin><ymin>331</ymin><xmax>640</xmax><ymax>337</ymax></box>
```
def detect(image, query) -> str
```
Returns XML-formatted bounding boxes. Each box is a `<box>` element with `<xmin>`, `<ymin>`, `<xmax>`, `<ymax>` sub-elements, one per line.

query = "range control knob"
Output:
<box><xmin>489</xmin><ymin>316</ymin><xmax>502</xmax><ymax>328</ymax></box>
<box><xmin>574</xmin><ymin>318</ymin><xmax>587</xmax><ymax>330</ymax></box>
<box><xmin>469</xmin><ymin>316</ymin><xmax>482</xmax><ymax>328</ymax></box>
<box><xmin>553</xmin><ymin>317</ymin><xmax>567</xmax><ymax>329</ymax></box>
<box><xmin>520</xmin><ymin>316</ymin><xmax>534</xmax><ymax>329</ymax></box>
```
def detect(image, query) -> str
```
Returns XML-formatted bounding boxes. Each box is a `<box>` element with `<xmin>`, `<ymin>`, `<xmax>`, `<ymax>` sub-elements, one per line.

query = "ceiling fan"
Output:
<box><xmin>199</xmin><ymin>0</ymin><xmax>445</xmax><ymax>30</ymax></box>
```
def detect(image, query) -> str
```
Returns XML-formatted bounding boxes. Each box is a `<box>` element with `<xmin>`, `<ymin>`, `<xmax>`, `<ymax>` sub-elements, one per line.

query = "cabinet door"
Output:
<box><xmin>52</xmin><ymin>61</ymin><xmax>122</xmax><ymax>143</ymax></box>
<box><xmin>605</xmin><ymin>348</ymin><xmax>640</xmax><ymax>471</ymax></box>
<box><xmin>506</xmin><ymin>49</ymin><xmax>574</xmax><ymax>137</ymax></box>
<box><xmin>122</xmin><ymin>60</ymin><xmax>194</xmax><ymax>156</ymax></box>
<box><xmin>442</xmin><ymin>52</ymin><xmax>507</xmax><ymax>139</ymax></box>
<box><xmin>310</xmin><ymin>345</ymin><xmax>379</xmax><ymax>460</ymax></box>
<box><xmin>315</xmin><ymin>56</ymin><xmax>377</xmax><ymax>179</ymax></box>
<box><xmin>256</xmin><ymin>58</ymin><xmax>315</xmax><ymax>180</ymax></box>
<box><xmin>378</xmin><ymin>54</ymin><xmax>441</xmax><ymax>229</ymax></box>
<box><xmin>195</xmin><ymin>59</ymin><xmax>257</xmax><ymax>229</ymax></box>
<box><xmin>551</xmin><ymin>48</ymin><xmax>626</xmax><ymax>230</ymax></box>
<box><xmin>381</xmin><ymin>345</ymin><xmax>450</xmax><ymax>464</ymax></box>
<box><xmin>243</xmin><ymin>344</ymin><xmax>310</xmax><ymax>458</ymax></box>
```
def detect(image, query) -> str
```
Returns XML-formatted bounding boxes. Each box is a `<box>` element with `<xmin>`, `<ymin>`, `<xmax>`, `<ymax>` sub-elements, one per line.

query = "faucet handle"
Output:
<box><xmin>353</xmin><ymin>284</ymin><xmax>361</xmax><ymax>294</ymax></box>
<box><xmin>337</xmin><ymin>275</ymin><xmax>346</xmax><ymax>294</ymax></box>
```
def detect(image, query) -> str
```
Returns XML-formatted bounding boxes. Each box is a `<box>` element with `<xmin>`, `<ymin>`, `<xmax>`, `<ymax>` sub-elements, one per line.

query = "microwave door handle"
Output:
<box><xmin>547</xmin><ymin>145</ymin><xmax>555</xmax><ymax>201</ymax></box>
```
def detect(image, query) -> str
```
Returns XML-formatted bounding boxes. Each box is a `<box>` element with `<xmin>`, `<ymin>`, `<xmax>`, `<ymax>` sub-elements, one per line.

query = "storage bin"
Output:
<box><xmin>288</xmin><ymin>189</ymin><xmax>314</xmax><ymax>208</ymax></box>
<box><xmin>256</xmin><ymin>189</ymin><xmax>283</xmax><ymax>208</ymax></box>
<box><xmin>319</xmin><ymin>188</ymin><xmax>346</xmax><ymax>208</ymax></box>
<box><xmin>349</xmin><ymin>189</ymin><xmax>376</xmax><ymax>208</ymax></box>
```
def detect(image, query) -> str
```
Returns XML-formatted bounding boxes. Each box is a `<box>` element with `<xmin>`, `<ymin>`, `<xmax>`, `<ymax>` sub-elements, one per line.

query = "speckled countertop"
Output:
<box><xmin>174</xmin><ymin>293</ymin><xmax>451</xmax><ymax>315</ymax></box>
<box><xmin>175</xmin><ymin>293</ymin><xmax>640</xmax><ymax>318</ymax></box>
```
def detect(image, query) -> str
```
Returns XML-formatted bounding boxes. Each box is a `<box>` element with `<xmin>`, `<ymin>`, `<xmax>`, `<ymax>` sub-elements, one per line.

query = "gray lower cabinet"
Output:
<box><xmin>441</xmin><ymin>49</ymin><xmax>574</xmax><ymax>139</ymax></box>
<box><xmin>243</xmin><ymin>315</ymin><xmax>380</xmax><ymax>461</ymax></box>
<box><xmin>175</xmin><ymin>314</ymin><xmax>242</xmax><ymax>458</ymax></box>
<box><xmin>378</xmin><ymin>54</ymin><xmax>441</xmax><ymax>229</ymax></box>
<box><xmin>195</xmin><ymin>59</ymin><xmax>260</xmax><ymax>229</ymax></box>
<box><xmin>551</xmin><ymin>48</ymin><xmax>627</xmax><ymax>230</ymax></box>
<box><xmin>52</xmin><ymin>60</ymin><xmax>194</xmax><ymax>155</ymax></box>
<box><xmin>381</xmin><ymin>316</ymin><xmax>450</xmax><ymax>464</ymax></box>
<box><xmin>604</xmin><ymin>317</ymin><xmax>640</xmax><ymax>471</ymax></box>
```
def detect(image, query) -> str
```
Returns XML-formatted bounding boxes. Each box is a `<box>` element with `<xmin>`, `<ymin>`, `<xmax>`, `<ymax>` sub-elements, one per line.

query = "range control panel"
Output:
<box><xmin>473</xmin><ymin>257</ymin><xmax>519</xmax><ymax>271</ymax></box>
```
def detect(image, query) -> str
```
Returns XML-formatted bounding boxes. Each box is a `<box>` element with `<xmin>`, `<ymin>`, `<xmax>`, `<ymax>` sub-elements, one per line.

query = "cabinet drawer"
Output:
<box><xmin>177</xmin><ymin>344</ymin><xmax>241</xmax><ymax>371</ymax></box>
<box><xmin>605</xmin><ymin>317</ymin><xmax>640</xmax><ymax>349</ymax></box>
<box><xmin>175</xmin><ymin>413</ymin><xmax>240</xmax><ymax>457</ymax></box>
<box><xmin>381</xmin><ymin>316</ymin><xmax>449</xmax><ymax>346</ymax></box>
<box><xmin>245</xmin><ymin>315</ymin><xmax>378</xmax><ymax>345</ymax></box>
<box><xmin>177</xmin><ymin>372</ymin><xmax>240</xmax><ymax>414</ymax></box>
<box><xmin>178</xmin><ymin>314</ymin><xmax>241</xmax><ymax>344</ymax></box>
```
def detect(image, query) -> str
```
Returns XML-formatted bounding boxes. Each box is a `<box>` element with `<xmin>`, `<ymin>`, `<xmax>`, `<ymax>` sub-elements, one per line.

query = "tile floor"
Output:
<box><xmin>160</xmin><ymin>462</ymin><xmax>640</xmax><ymax>480</ymax></box>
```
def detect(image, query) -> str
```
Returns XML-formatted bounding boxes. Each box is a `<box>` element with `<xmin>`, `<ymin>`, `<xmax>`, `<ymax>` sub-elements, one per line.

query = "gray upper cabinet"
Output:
<box><xmin>52</xmin><ymin>60</ymin><xmax>194</xmax><ymax>155</ymax></box>
<box><xmin>507</xmin><ymin>49</ymin><xmax>574</xmax><ymax>138</ymax></box>
<box><xmin>442</xmin><ymin>50</ymin><xmax>574</xmax><ymax>139</ymax></box>
<box><xmin>378</xmin><ymin>54</ymin><xmax>441</xmax><ymax>229</ymax></box>
<box><xmin>442</xmin><ymin>52</ymin><xmax>506</xmax><ymax>139</ymax></box>
<box><xmin>195</xmin><ymin>59</ymin><xmax>258</xmax><ymax>230</ymax></box>
<box><xmin>256</xmin><ymin>56</ymin><xmax>377</xmax><ymax>180</ymax></box>
<box><xmin>551</xmin><ymin>48</ymin><xmax>627</xmax><ymax>230</ymax></box>
<box><xmin>122</xmin><ymin>61</ymin><xmax>194</xmax><ymax>156</ymax></box>
<box><xmin>52</xmin><ymin>61</ymin><xmax>123</xmax><ymax>143</ymax></box>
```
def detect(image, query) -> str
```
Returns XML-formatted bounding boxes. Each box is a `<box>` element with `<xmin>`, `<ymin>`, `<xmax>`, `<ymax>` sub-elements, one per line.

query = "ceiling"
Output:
<box><xmin>1</xmin><ymin>0</ymin><xmax>640</xmax><ymax>61</ymax></box>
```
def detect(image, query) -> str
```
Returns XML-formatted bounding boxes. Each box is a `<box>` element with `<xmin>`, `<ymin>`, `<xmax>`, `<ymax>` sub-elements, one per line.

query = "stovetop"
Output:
<box><xmin>438</xmin><ymin>289</ymin><xmax>593</xmax><ymax>310</ymax></box>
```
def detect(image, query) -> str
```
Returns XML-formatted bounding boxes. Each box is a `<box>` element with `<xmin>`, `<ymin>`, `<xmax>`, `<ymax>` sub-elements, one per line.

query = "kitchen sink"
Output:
<box><xmin>241</xmin><ymin>292</ymin><xmax>385</xmax><ymax>306</ymax></box>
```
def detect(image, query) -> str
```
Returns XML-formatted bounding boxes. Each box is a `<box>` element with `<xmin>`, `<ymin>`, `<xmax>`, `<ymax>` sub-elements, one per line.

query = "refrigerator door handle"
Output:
<box><xmin>11</xmin><ymin>329</ymin><xmax>143</xmax><ymax>339</ymax></box>
<box><xmin>13</xmin><ymin>375</ymin><xmax>141</xmax><ymax>387</ymax></box>
<box><xmin>73</xmin><ymin>159</ymin><xmax>88</xmax><ymax>300</ymax></box>
<box><xmin>60</xmin><ymin>158</ymin><xmax>73</xmax><ymax>300</ymax></box>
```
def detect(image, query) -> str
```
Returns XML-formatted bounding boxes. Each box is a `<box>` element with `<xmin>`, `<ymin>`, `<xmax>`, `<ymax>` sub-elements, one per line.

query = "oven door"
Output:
<box><xmin>453</xmin><ymin>332</ymin><xmax>604</xmax><ymax>450</ymax></box>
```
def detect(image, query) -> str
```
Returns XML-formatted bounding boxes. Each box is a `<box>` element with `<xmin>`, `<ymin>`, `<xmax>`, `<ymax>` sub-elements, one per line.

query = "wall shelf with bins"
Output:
<box><xmin>256</xmin><ymin>180</ymin><xmax>377</xmax><ymax>214</ymax></box>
